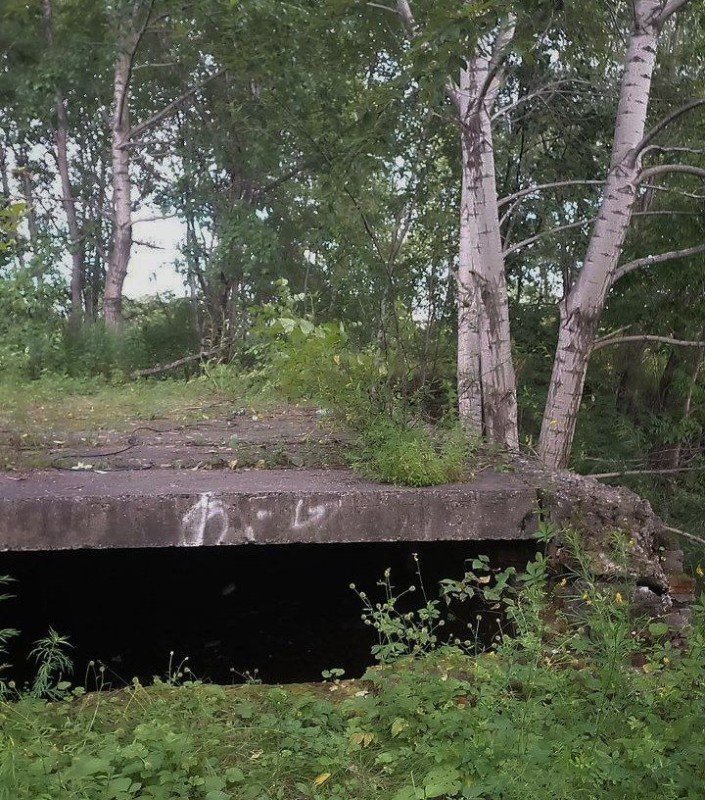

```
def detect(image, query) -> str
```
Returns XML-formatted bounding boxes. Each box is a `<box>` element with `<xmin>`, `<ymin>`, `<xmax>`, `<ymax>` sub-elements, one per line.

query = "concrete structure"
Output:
<box><xmin>0</xmin><ymin>469</ymin><xmax>539</xmax><ymax>551</ymax></box>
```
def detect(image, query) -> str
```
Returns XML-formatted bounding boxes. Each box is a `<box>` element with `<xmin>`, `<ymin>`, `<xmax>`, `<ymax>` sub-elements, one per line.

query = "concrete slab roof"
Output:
<box><xmin>0</xmin><ymin>468</ymin><xmax>539</xmax><ymax>551</ymax></box>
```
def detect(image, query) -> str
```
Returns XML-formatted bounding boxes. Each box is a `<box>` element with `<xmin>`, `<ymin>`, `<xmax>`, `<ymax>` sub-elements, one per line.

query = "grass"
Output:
<box><xmin>2</xmin><ymin>628</ymin><xmax>705</xmax><ymax>800</ymax></box>
<box><xmin>3</xmin><ymin>540</ymin><xmax>705</xmax><ymax>800</ymax></box>
<box><xmin>0</xmin><ymin>376</ymin><xmax>230</xmax><ymax>434</ymax></box>
<box><xmin>0</xmin><ymin>373</ymin><xmax>279</xmax><ymax>471</ymax></box>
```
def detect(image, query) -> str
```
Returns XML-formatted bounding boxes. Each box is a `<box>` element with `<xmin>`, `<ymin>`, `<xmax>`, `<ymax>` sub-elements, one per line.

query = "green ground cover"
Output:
<box><xmin>2</xmin><ymin>553</ymin><xmax>705</xmax><ymax>800</ymax></box>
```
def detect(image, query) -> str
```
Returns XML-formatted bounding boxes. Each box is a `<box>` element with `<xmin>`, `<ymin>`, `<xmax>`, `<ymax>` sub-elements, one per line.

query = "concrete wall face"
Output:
<box><xmin>0</xmin><ymin>470</ymin><xmax>538</xmax><ymax>552</ymax></box>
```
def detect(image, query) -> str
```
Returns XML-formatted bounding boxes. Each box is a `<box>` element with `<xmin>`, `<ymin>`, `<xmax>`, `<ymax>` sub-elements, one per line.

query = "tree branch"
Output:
<box><xmin>613</xmin><ymin>242</ymin><xmax>705</xmax><ymax>282</ymax></box>
<box><xmin>638</xmin><ymin>163</ymin><xmax>705</xmax><ymax>183</ymax></box>
<box><xmin>395</xmin><ymin>0</ymin><xmax>416</xmax><ymax>31</ymax></box>
<box><xmin>497</xmin><ymin>180</ymin><xmax>605</xmax><ymax>210</ymax></box>
<box><xmin>662</xmin><ymin>524</ymin><xmax>705</xmax><ymax>548</ymax></box>
<box><xmin>590</xmin><ymin>466</ymin><xmax>705</xmax><ymax>480</ymax></box>
<box><xmin>127</xmin><ymin>70</ymin><xmax>224</xmax><ymax>142</ymax></box>
<box><xmin>640</xmin><ymin>182</ymin><xmax>705</xmax><ymax>200</ymax></box>
<box><xmin>116</xmin><ymin>0</ymin><xmax>156</xmax><ymax>125</ymax></box>
<box><xmin>503</xmin><ymin>217</ymin><xmax>597</xmax><ymax>256</ymax></box>
<box><xmin>657</xmin><ymin>0</ymin><xmax>692</xmax><ymax>27</ymax></box>
<box><xmin>630</xmin><ymin>97</ymin><xmax>705</xmax><ymax>163</ymax></box>
<box><xmin>130</xmin><ymin>343</ymin><xmax>230</xmax><ymax>380</ymax></box>
<box><xmin>592</xmin><ymin>334</ymin><xmax>705</xmax><ymax>352</ymax></box>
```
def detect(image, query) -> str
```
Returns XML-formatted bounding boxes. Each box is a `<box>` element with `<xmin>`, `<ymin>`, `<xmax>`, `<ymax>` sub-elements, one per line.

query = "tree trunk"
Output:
<box><xmin>16</xmin><ymin>147</ymin><xmax>39</xmax><ymax>259</ymax></box>
<box><xmin>456</xmin><ymin>110</ymin><xmax>483</xmax><ymax>434</ymax></box>
<box><xmin>104</xmin><ymin>29</ymin><xmax>138</xmax><ymax>330</ymax></box>
<box><xmin>456</xmin><ymin>22</ymin><xmax>518</xmax><ymax>449</ymax></box>
<box><xmin>538</xmin><ymin>0</ymin><xmax>663</xmax><ymax>468</ymax></box>
<box><xmin>0</xmin><ymin>142</ymin><xmax>10</xmax><ymax>199</ymax></box>
<box><xmin>42</xmin><ymin>0</ymin><xmax>84</xmax><ymax>326</ymax></box>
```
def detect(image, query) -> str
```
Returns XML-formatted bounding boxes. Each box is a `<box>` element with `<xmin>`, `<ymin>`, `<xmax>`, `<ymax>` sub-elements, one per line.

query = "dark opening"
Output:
<box><xmin>1</xmin><ymin>541</ymin><xmax>537</xmax><ymax>688</ymax></box>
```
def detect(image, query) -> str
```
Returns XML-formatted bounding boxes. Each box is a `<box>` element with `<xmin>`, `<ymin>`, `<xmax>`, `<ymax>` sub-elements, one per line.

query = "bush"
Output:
<box><xmin>351</xmin><ymin>418</ymin><xmax>476</xmax><ymax>486</ymax></box>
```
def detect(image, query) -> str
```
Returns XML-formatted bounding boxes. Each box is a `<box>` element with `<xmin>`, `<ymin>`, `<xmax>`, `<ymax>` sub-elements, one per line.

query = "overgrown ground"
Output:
<box><xmin>0</xmin><ymin>376</ymin><xmax>349</xmax><ymax>472</ymax></box>
<box><xmin>0</xmin><ymin>372</ymin><xmax>485</xmax><ymax>484</ymax></box>
<box><xmin>3</xmin><ymin>590</ymin><xmax>705</xmax><ymax>800</ymax></box>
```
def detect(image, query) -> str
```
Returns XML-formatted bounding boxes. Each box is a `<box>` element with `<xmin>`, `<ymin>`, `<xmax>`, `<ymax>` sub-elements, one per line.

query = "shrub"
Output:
<box><xmin>351</xmin><ymin>418</ymin><xmax>476</xmax><ymax>486</ymax></box>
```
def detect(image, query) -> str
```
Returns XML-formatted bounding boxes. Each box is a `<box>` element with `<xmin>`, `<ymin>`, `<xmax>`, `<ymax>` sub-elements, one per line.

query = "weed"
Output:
<box><xmin>3</xmin><ymin>537</ymin><xmax>705</xmax><ymax>800</ymax></box>
<box><xmin>351</xmin><ymin>418</ymin><xmax>477</xmax><ymax>486</ymax></box>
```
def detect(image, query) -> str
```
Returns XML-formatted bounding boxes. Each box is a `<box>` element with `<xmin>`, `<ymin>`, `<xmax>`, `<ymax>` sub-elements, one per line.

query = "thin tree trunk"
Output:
<box><xmin>104</xmin><ymin>34</ymin><xmax>135</xmax><ymax>330</ymax></box>
<box><xmin>16</xmin><ymin>147</ymin><xmax>39</xmax><ymax>258</ymax></box>
<box><xmin>42</xmin><ymin>0</ymin><xmax>84</xmax><ymax>325</ymax></box>
<box><xmin>538</xmin><ymin>0</ymin><xmax>664</xmax><ymax>468</ymax></box>
<box><xmin>456</xmin><ymin>123</ymin><xmax>483</xmax><ymax>432</ymax></box>
<box><xmin>0</xmin><ymin>143</ymin><xmax>10</xmax><ymax>199</ymax></box>
<box><xmin>456</xmin><ymin>21</ymin><xmax>518</xmax><ymax>449</ymax></box>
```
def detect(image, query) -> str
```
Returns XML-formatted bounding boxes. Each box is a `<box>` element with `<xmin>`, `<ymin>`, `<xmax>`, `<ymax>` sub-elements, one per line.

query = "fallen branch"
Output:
<box><xmin>592</xmin><ymin>334</ymin><xmax>705</xmax><ymax>352</ymax></box>
<box><xmin>130</xmin><ymin>344</ymin><xmax>229</xmax><ymax>379</ymax></box>
<box><xmin>589</xmin><ymin>466</ymin><xmax>705</xmax><ymax>479</ymax></box>
<box><xmin>663</xmin><ymin>524</ymin><xmax>705</xmax><ymax>548</ymax></box>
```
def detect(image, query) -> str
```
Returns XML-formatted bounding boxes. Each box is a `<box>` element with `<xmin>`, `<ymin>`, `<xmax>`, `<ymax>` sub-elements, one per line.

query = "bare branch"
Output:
<box><xmin>132</xmin><ymin>213</ymin><xmax>179</xmax><ymax>225</ymax></box>
<box><xmin>631</xmin><ymin>97</ymin><xmax>705</xmax><ymax>163</ymax></box>
<box><xmin>474</xmin><ymin>15</ymin><xmax>516</xmax><ymax>107</ymax></box>
<box><xmin>503</xmin><ymin>217</ymin><xmax>597</xmax><ymax>256</ymax></box>
<box><xmin>590</xmin><ymin>466</ymin><xmax>705</xmax><ymax>480</ymax></box>
<box><xmin>662</xmin><ymin>524</ymin><xmax>705</xmax><ymax>547</ymax></box>
<box><xmin>133</xmin><ymin>239</ymin><xmax>165</xmax><ymax>250</ymax></box>
<box><xmin>116</xmin><ymin>0</ymin><xmax>156</xmax><ymax>125</ymax></box>
<box><xmin>592</xmin><ymin>334</ymin><xmax>705</xmax><ymax>352</ymax></box>
<box><xmin>641</xmin><ymin>144</ymin><xmax>705</xmax><ymax>157</ymax></box>
<box><xmin>491</xmin><ymin>79</ymin><xmax>594</xmax><ymax>121</ymax></box>
<box><xmin>638</xmin><ymin>163</ymin><xmax>705</xmax><ymax>183</ymax></box>
<box><xmin>127</xmin><ymin>70</ymin><xmax>224</xmax><ymax>142</ymax></box>
<box><xmin>133</xmin><ymin>62</ymin><xmax>178</xmax><ymax>71</ymax></box>
<box><xmin>395</xmin><ymin>0</ymin><xmax>416</xmax><ymax>32</ymax></box>
<box><xmin>393</xmin><ymin>0</ymin><xmax>460</xmax><ymax>111</ymax></box>
<box><xmin>657</xmin><ymin>0</ymin><xmax>692</xmax><ymax>27</ymax></box>
<box><xmin>633</xmin><ymin>209</ymin><xmax>700</xmax><ymax>218</ymax></box>
<box><xmin>613</xmin><ymin>242</ymin><xmax>705</xmax><ymax>282</ymax></box>
<box><xmin>497</xmin><ymin>180</ymin><xmax>604</xmax><ymax>210</ymax></box>
<box><xmin>131</xmin><ymin>343</ymin><xmax>232</xmax><ymax>380</ymax></box>
<box><xmin>640</xmin><ymin>182</ymin><xmax>705</xmax><ymax>200</ymax></box>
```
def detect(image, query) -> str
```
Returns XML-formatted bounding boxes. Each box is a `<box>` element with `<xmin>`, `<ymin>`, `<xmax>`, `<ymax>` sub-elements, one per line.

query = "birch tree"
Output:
<box><xmin>42</xmin><ymin>0</ymin><xmax>84</xmax><ymax>324</ymax></box>
<box><xmin>396</xmin><ymin>1</ymin><xmax>519</xmax><ymax>449</ymax></box>
<box><xmin>104</xmin><ymin>0</ymin><xmax>223</xmax><ymax>329</ymax></box>
<box><xmin>391</xmin><ymin>0</ymin><xmax>702</xmax><ymax>466</ymax></box>
<box><xmin>537</xmin><ymin>0</ymin><xmax>701</xmax><ymax>468</ymax></box>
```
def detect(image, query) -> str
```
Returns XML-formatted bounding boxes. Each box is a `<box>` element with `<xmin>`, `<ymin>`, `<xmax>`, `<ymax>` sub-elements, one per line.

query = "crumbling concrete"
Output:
<box><xmin>0</xmin><ymin>468</ymin><xmax>538</xmax><ymax>551</ymax></box>
<box><xmin>0</xmin><ymin>463</ymin><xmax>694</xmax><ymax>627</ymax></box>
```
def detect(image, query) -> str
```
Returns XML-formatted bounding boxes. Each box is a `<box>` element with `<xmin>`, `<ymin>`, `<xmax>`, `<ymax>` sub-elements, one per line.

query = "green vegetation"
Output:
<box><xmin>2</xmin><ymin>544</ymin><xmax>705</xmax><ymax>799</ymax></box>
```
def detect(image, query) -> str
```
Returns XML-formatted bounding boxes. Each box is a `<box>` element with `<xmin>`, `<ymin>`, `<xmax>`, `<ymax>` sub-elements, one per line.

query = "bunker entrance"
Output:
<box><xmin>1</xmin><ymin>540</ymin><xmax>537</xmax><ymax>688</ymax></box>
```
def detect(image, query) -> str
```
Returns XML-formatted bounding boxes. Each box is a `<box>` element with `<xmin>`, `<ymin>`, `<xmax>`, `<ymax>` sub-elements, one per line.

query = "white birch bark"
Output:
<box><xmin>538</xmin><ymin>0</ymin><xmax>665</xmax><ymax>468</ymax></box>
<box><xmin>104</xmin><ymin>29</ymin><xmax>137</xmax><ymax>330</ymax></box>
<box><xmin>43</xmin><ymin>0</ymin><xmax>84</xmax><ymax>324</ymax></box>
<box><xmin>456</xmin><ymin>20</ymin><xmax>518</xmax><ymax>449</ymax></box>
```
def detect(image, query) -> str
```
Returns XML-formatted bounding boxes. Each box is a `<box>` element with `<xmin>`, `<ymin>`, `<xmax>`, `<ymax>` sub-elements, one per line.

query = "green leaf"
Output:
<box><xmin>648</xmin><ymin>622</ymin><xmax>669</xmax><ymax>637</ymax></box>
<box><xmin>423</xmin><ymin>766</ymin><xmax>462</xmax><ymax>798</ymax></box>
<box><xmin>299</xmin><ymin>319</ymin><xmax>315</xmax><ymax>335</ymax></box>
<box><xmin>225</xmin><ymin>766</ymin><xmax>245</xmax><ymax>784</ymax></box>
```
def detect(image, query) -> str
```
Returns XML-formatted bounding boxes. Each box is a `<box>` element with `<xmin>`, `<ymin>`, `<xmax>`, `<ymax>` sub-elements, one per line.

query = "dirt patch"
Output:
<box><xmin>1</xmin><ymin>405</ymin><xmax>350</xmax><ymax>472</ymax></box>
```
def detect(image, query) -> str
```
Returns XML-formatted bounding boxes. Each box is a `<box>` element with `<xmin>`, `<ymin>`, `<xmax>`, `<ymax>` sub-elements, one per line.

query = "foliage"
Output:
<box><xmin>351</xmin><ymin>418</ymin><xmax>476</xmax><ymax>487</ymax></box>
<box><xmin>3</xmin><ymin>545</ymin><xmax>705</xmax><ymax>799</ymax></box>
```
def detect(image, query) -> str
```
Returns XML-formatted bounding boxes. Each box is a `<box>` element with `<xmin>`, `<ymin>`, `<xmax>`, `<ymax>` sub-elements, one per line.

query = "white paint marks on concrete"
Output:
<box><xmin>293</xmin><ymin>499</ymin><xmax>329</xmax><ymax>530</ymax></box>
<box><xmin>181</xmin><ymin>492</ymin><xmax>229</xmax><ymax>546</ymax></box>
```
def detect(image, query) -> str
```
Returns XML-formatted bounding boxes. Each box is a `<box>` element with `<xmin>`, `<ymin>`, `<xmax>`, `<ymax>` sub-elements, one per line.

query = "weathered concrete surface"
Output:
<box><xmin>0</xmin><ymin>469</ymin><xmax>539</xmax><ymax>551</ymax></box>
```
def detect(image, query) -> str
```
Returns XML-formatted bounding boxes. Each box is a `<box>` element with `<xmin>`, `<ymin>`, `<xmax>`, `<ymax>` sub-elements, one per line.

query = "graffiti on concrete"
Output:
<box><xmin>180</xmin><ymin>494</ymin><xmax>342</xmax><ymax>545</ymax></box>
